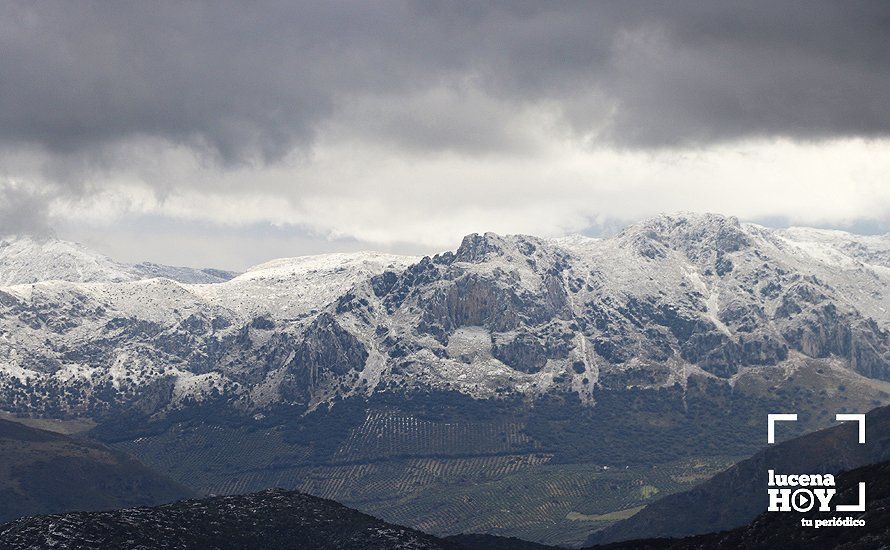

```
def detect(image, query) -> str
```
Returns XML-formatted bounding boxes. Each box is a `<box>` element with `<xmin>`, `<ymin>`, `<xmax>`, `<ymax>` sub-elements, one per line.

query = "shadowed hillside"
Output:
<box><xmin>0</xmin><ymin>419</ymin><xmax>194</xmax><ymax>523</ymax></box>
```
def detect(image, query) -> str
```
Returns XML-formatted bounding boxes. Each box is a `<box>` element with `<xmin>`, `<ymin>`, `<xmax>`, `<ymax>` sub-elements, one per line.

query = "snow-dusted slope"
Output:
<box><xmin>763</xmin><ymin>226</ymin><xmax>890</xmax><ymax>325</ymax></box>
<box><xmin>0</xmin><ymin>237</ymin><xmax>134</xmax><ymax>285</ymax></box>
<box><xmin>0</xmin><ymin>214</ymin><xmax>888</xmax><ymax>418</ymax></box>
<box><xmin>191</xmin><ymin>252</ymin><xmax>417</xmax><ymax>320</ymax></box>
<box><xmin>776</xmin><ymin>226</ymin><xmax>890</xmax><ymax>268</ymax></box>
<box><xmin>0</xmin><ymin>236</ymin><xmax>235</xmax><ymax>285</ymax></box>
<box><xmin>0</xmin><ymin>246</ymin><xmax>418</xmax><ymax>414</ymax></box>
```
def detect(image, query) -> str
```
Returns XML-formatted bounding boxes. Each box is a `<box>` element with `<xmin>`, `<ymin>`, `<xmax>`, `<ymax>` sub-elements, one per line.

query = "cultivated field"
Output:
<box><xmin>115</xmin><ymin>408</ymin><xmax>736</xmax><ymax>546</ymax></box>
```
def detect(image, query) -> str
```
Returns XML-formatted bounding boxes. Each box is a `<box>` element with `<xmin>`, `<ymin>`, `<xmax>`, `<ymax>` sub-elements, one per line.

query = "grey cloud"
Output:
<box><xmin>0</xmin><ymin>0</ymin><xmax>888</xmax><ymax>165</ymax></box>
<box><xmin>0</xmin><ymin>182</ymin><xmax>53</xmax><ymax>237</ymax></box>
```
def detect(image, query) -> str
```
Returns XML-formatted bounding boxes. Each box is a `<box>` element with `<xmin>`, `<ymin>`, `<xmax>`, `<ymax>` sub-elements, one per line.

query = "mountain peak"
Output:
<box><xmin>454</xmin><ymin>232</ymin><xmax>547</xmax><ymax>264</ymax></box>
<box><xmin>627</xmin><ymin>212</ymin><xmax>745</xmax><ymax>238</ymax></box>
<box><xmin>618</xmin><ymin>212</ymin><xmax>751</xmax><ymax>261</ymax></box>
<box><xmin>0</xmin><ymin>235</ymin><xmax>134</xmax><ymax>286</ymax></box>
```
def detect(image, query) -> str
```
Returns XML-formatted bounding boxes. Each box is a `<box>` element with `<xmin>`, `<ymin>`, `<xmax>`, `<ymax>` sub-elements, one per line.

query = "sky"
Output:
<box><xmin>1</xmin><ymin>1</ymin><xmax>889</xmax><ymax>270</ymax></box>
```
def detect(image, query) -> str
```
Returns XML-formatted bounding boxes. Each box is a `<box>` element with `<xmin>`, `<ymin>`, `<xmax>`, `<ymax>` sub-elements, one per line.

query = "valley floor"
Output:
<box><xmin>114</xmin><ymin>421</ymin><xmax>736</xmax><ymax>547</ymax></box>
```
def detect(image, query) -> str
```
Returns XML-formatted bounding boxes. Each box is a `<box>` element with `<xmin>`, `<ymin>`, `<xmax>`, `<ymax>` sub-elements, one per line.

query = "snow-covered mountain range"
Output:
<box><xmin>0</xmin><ymin>213</ymin><xmax>888</xmax><ymax>417</ymax></box>
<box><xmin>0</xmin><ymin>236</ymin><xmax>237</xmax><ymax>286</ymax></box>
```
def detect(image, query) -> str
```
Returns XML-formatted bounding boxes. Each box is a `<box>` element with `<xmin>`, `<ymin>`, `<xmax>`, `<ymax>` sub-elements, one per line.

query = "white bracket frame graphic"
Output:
<box><xmin>835</xmin><ymin>413</ymin><xmax>866</xmax><ymax>444</ymax></box>
<box><xmin>767</xmin><ymin>411</ymin><xmax>867</xmax><ymax>512</ymax></box>
<box><xmin>768</xmin><ymin>413</ymin><xmax>866</xmax><ymax>444</ymax></box>
<box><xmin>767</xmin><ymin>413</ymin><xmax>798</xmax><ymax>444</ymax></box>
<box><xmin>835</xmin><ymin>482</ymin><xmax>866</xmax><ymax>512</ymax></box>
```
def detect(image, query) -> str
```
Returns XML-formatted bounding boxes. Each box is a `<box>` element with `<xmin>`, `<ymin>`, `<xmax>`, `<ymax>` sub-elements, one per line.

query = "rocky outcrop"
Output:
<box><xmin>491</xmin><ymin>332</ymin><xmax>549</xmax><ymax>373</ymax></box>
<box><xmin>280</xmin><ymin>313</ymin><xmax>368</xmax><ymax>403</ymax></box>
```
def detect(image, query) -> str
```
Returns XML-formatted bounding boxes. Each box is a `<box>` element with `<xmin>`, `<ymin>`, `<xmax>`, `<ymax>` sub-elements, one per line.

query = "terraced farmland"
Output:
<box><xmin>333</xmin><ymin>409</ymin><xmax>538</xmax><ymax>462</ymax></box>
<box><xmin>296</xmin><ymin>454</ymin><xmax>554</xmax><ymax>503</ymax></box>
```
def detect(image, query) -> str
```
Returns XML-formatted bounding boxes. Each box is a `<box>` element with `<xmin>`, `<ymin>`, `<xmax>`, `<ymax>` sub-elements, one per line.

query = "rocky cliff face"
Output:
<box><xmin>0</xmin><ymin>214</ymin><xmax>889</xmax><ymax>418</ymax></box>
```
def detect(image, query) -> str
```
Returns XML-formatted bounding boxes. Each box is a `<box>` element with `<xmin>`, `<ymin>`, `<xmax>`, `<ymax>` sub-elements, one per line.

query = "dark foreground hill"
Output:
<box><xmin>588</xmin><ymin>404</ymin><xmax>890</xmax><ymax>545</ymax></box>
<box><xmin>0</xmin><ymin>489</ymin><xmax>463</xmax><ymax>550</ymax></box>
<box><xmin>0</xmin><ymin>419</ymin><xmax>193</xmax><ymax>523</ymax></box>
<box><xmin>445</xmin><ymin>533</ymin><xmax>557</xmax><ymax>549</ymax></box>
<box><xmin>588</xmin><ymin>459</ymin><xmax>890</xmax><ymax>549</ymax></box>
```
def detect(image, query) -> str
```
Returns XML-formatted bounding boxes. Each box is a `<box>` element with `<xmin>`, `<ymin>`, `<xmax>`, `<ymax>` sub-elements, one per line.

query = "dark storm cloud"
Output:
<box><xmin>0</xmin><ymin>0</ymin><xmax>888</xmax><ymax>163</ymax></box>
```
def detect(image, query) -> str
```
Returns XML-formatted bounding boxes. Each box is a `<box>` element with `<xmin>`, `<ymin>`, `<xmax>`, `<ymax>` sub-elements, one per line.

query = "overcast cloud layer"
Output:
<box><xmin>1</xmin><ymin>1</ymin><xmax>889</xmax><ymax>268</ymax></box>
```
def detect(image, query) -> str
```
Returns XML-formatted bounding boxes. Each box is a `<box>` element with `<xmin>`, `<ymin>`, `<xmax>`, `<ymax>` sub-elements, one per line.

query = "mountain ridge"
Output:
<box><xmin>0</xmin><ymin>235</ymin><xmax>238</xmax><ymax>286</ymax></box>
<box><xmin>0</xmin><ymin>212</ymin><xmax>888</xmax><ymax>418</ymax></box>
